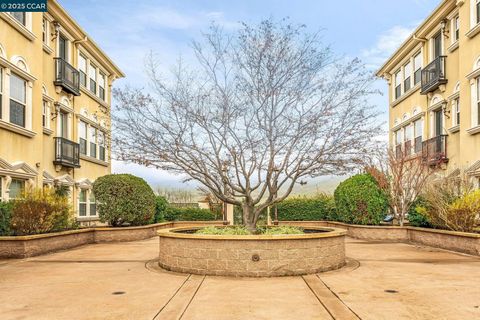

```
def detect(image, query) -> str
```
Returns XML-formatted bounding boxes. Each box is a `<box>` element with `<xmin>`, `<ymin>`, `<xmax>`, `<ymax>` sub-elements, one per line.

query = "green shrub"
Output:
<box><xmin>154</xmin><ymin>196</ymin><xmax>168</xmax><ymax>223</ymax></box>
<box><xmin>260</xmin><ymin>226</ymin><xmax>304</xmax><ymax>235</ymax></box>
<box><xmin>93</xmin><ymin>174</ymin><xmax>156</xmax><ymax>226</ymax></box>
<box><xmin>277</xmin><ymin>193</ymin><xmax>336</xmax><ymax>221</ymax></box>
<box><xmin>0</xmin><ymin>201</ymin><xmax>13</xmax><ymax>236</ymax></box>
<box><xmin>334</xmin><ymin>174</ymin><xmax>389</xmax><ymax>225</ymax></box>
<box><xmin>408</xmin><ymin>197</ymin><xmax>431</xmax><ymax>228</ymax></box>
<box><xmin>164</xmin><ymin>206</ymin><xmax>216</xmax><ymax>221</ymax></box>
<box><xmin>196</xmin><ymin>226</ymin><xmax>250</xmax><ymax>235</ymax></box>
<box><xmin>10</xmin><ymin>188</ymin><xmax>75</xmax><ymax>235</ymax></box>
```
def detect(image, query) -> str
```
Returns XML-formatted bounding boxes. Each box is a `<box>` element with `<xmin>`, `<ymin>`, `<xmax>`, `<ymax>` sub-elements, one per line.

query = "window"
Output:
<box><xmin>10</xmin><ymin>73</ymin><xmax>26</xmax><ymax>127</ymax></box>
<box><xmin>59</xmin><ymin>111</ymin><xmax>68</xmax><ymax>138</ymax></box>
<box><xmin>89</xmin><ymin>64</ymin><xmax>97</xmax><ymax>94</ymax></box>
<box><xmin>89</xmin><ymin>127</ymin><xmax>97</xmax><ymax>158</ymax></box>
<box><xmin>413</xmin><ymin>53</ymin><xmax>422</xmax><ymax>85</ymax></box>
<box><xmin>477</xmin><ymin>78</ymin><xmax>480</xmax><ymax>125</ymax></box>
<box><xmin>99</xmin><ymin>72</ymin><xmax>106</xmax><ymax>100</ymax></box>
<box><xmin>433</xmin><ymin>33</ymin><xmax>442</xmax><ymax>59</ymax></box>
<box><xmin>394</xmin><ymin>129</ymin><xmax>403</xmax><ymax>157</ymax></box>
<box><xmin>59</xmin><ymin>35</ymin><xmax>68</xmax><ymax>61</ymax></box>
<box><xmin>404</xmin><ymin>62</ymin><xmax>412</xmax><ymax>92</ymax></box>
<box><xmin>454</xmin><ymin>98</ymin><xmax>460</xmax><ymax>126</ymax></box>
<box><xmin>404</xmin><ymin>125</ymin><xmax>413</xmax><ymax>156</ymax></box>
<box><xmin>395</xmin><ymin>70</ymin><xmax>402</xmax><ymax>99</ymax></box>
<box><xmin>0</xmin><ymin>68</ymin><xmax>3</xmax><ymax>119</ymax></box>
<box><xmin>414</xmin><ymin>119</ymin><xmax>423</xmax><ymax>153</ymax></box>
<box><xmin>78</xmin><ymin>54</ymin><xmax>87</xmax><ymax>87</ymax></box>
<box><xmin>89</xmin><ymin>192</ymin><xmax>96</xmax><ymax>216</ymax></box>
<box><xmin>477</xmin><ymin>0</ymin><xmax>480</xmax><ymax>24</ymax></box>
<box><xmin>9</xmin><ymin>179</ymin><xmax>24</xmax><ymax>199</ymax></box>
<box><xmin>98</xmin><ymin>131</ymin><xmax>106</xmax><ymax>161</ymax></box>
<box><xmin>79</xmin><ymin>189</ymin><xmax>87</xmax><ymax>216</ymax></box>
<box><xmin>42</xmin><ymin>18</ymin><xmax>47</xmax><ymax>43</ymax></box>
<box><xmin>42</xmin><ymin>101</ymin><xmax>47</xmax><ymax>127</ymax></box>
<box><xmin>79</xmin><ymin>121</ymin><xmax>87</xmax><ymax>155</ymax></box>
<box><xmin>453</xmin><ymin>16</ymin><xmax>460</xmax><ymax>42</ymax></box>
<box><xmin>9</xmin><ymin>12</ymin><xmax>26</xmax><ymax>26</ymax></box>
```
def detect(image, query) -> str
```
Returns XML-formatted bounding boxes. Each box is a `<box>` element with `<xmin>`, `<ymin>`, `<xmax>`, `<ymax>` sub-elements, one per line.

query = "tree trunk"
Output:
<box><xmin>242</xmin><ymin>203</ymin><xmax>256</xmax><ymax>233</ymax></box>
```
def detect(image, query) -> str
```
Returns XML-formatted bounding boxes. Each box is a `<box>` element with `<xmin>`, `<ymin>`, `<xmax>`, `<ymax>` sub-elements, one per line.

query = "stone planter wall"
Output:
<box><xmin>0</xmin><ymin>221</ymin><xmax>223</xmax><ymax>259</ymax></box>
<box><xmin>281</xmin><ymin>221</ymin><xmax>480</xmax><ymax>256</ymax></box>
<box><xmin>158</xmin><ymin>227</ymin><xmax>346</xmax><ymax>277</ymax></box>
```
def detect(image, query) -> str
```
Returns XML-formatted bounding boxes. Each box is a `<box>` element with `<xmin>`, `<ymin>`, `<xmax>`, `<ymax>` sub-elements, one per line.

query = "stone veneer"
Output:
<box><xmin>158</xmin><ymin>227</ymin><xmax>346</xmax><ymax>277</ymax></box>
<box><xmin>0</xmin><ymin>221</ymin><xmax>221</xmax><ymax>259</ymax></box>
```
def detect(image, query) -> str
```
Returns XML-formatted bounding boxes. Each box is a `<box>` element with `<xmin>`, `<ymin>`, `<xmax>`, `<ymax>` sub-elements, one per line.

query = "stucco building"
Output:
<box><xmin>377</xmin><ymin>0</ymin><xmax>480</xmax><ymax>184</ymax></box>
<box><xmin>0</xmin><ymin>0</ymin><xmax>124</xmax><ymax>224</ymax></box>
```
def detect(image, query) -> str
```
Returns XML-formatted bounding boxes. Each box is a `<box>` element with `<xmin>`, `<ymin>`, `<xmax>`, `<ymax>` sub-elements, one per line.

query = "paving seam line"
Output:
<box><xmin>315</xmin><ymin>274</ymin><xmax>363</xmax><ymax>320</ymax></box>
<box><xmin>152</xmin><ymin>274</ymin><xmax>192</xmax><ymax>320</ymax></box>
<box><xmin>301</xmin><ymin>275</ymin><xmax>335</xmax><ymax>320</ymax></box>
<box><xmin>178</xmin><ymin>275</ymin><xmax>207</xmax><ymax>320</ymax></box>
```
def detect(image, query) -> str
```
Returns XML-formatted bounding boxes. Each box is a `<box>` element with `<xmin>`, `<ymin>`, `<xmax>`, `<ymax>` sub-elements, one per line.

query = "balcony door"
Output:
<box><xmin>59</xmin><ymin>111</ymin><xmax>68</xmax><ymax>139</ymax></box>
<box><xmin>433</xmin><ymin>109</ymin><xmax>443</xmax><ymax>154</ymax></box>
<box><xmin>59</xmin><ymin>34</ymin><xmax>68</xmax><ymax>61</ymax></box>
<box><xmin>433</xmin><ymin>33</ymin><xmax>442</xmax><ymax>60</ymax></box>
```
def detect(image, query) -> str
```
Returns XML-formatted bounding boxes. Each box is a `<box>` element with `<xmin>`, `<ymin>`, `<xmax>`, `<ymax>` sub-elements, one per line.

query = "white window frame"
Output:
<box><xmin>78</xmin><ymin>54</ymin><xmax>87</xmax><ymax>87</ymax></box>
<box><xmin>78</xmin><ymin>188</ymin><xmax>97</xmax><ymax>217</ymax></box>
<box><xmin>42</xmin><ymin>100</ymin><xmax>49</xmax><ymax>128</ymax></box>
<box><xmin>89</xmin><ymin>63</ymin><xmax>97</xmax><ymax>94</ymax></box>
<box><xmin>403</xmin><ymin>61</ymin><xmax>412</xmax><ymax>92</ymax></box>
<box><xmin>9</xmin><ymin>73</ymin><xmax>27</xmax><ymax>128</ymax></box>
<box><xmin>394</xmin><ymin>70</ymin><xmax>402</xmax><ymax>99</ymax></box>
<box><xmin>89</xmin><ymin>126</ymin><xmax>97</xmax><ymax>158</ymax></box>
<box><xmin>453</xmin><ymin>15</ymin><xmax>460</xmax><ymax>42</ymax></box>
<box><xmin>8</xmin><ymin>178</ymin><xmax>25</xmax><ymax>200</ymax></box>
<box><xmin>0</xmin><ymin>68</ymin><xmax>3</xmax><ymax>121</ymax></box>
<box><xmin>413</xmin><ymin>52</ymin><xmax>422</xmax><ymax>85</ymax></box>
<box><xmin>78</xmin><ymin>120</ymin><xmax>88</xmax><ymax>155</ymax></box>
<box><xmin>414</xmin><ymin>118</ymin><xmax>423</xmax><ymax>154</ymax></box>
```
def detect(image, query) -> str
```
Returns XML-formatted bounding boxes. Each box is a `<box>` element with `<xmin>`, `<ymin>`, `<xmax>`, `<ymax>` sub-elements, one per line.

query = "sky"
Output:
<box><xmin>59</xmin><ymin>0</ymin><xmax>440</xmax><ymax>192</ymax></box>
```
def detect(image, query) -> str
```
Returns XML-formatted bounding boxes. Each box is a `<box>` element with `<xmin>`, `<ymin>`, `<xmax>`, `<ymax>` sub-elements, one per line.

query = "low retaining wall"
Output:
<box><xmin>281</xmin><ymin>221</ymin><xmax>480</xmax><ymax>256</ymax></box>
<box><xmin>158</xmin><ymin>226</ymin><xmax>346</xmax><ymax>277</ymax></box>
<box><xmin>0</xmin><ymin>221</ymin><xmax>222</xmax><ymax>259</ymax></box>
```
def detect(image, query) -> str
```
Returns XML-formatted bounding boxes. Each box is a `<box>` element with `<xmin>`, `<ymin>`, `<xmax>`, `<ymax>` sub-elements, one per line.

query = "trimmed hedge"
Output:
<box><xmin>93</xmin><ymin>174</ymin><xmax>156</xmax><ymax>226</ymax></box>
<box><xmin>277</xmin><ymin>193</ymin><xmax>336</xmax><ymax>221</ymax></box>
<box><xmin>164</xmin><ymin>207</ymin><xmax>216</xmax><ymax>221</ymax></box>
<box><xmin>0</xmin><ymin>201</ymin><xmax>13</xmax><ymax>236</ymax></box>
<box><xmin>334</xmin><ymin>174</ymin><xmax>389</xmax><ymax>225</ymax></box>
<box><xmin>154</xmin><ymin>196</ymin><xmax>169</xmax><ymax>223</ymax></box>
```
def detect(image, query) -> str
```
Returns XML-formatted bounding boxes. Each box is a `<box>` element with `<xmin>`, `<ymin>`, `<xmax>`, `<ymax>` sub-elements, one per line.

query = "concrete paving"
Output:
<box><xmin>0</xmin><ymin>238</ymin><xmax>479</xmax><ymax>319</ymax></box>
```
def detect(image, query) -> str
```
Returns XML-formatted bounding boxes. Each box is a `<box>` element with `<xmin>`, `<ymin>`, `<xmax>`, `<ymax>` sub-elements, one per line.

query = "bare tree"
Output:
<box><xmin>113</xmin><ymin>19</ymin><xmax>381</xmax><ymax>232</ymax></box>
<box><xmin>387</xmin><ymin>148</ymin><xmax>437</xmax><ymax>226</ymax></box>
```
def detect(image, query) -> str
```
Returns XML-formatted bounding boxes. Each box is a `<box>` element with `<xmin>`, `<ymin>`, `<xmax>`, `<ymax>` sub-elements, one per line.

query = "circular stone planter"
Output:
<box><xmin>157</xmin><ymin>226</ymin><xmax>346</xmax><ymax>277</ymax></box>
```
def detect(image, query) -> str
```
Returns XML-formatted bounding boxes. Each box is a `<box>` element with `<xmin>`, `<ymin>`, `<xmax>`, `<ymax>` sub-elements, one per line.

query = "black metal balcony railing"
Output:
<box><xmin>420</xmin><ymin>56</ymin><xmax>447</xmax><ymax>94</ymax></box>
<box><xmin>422</xmin><ymin>135</ymin><xmax>448</xmax><ymax>165</ymax></box>
<box><xmin>54</xmin><ymin>137</ymin><xmax>80</xmax><ymax>168</ymax></box>
<box><xmin>54</xmin><ymin>58</ymin><xmax>81</xmax><ymax>96</ymax></box>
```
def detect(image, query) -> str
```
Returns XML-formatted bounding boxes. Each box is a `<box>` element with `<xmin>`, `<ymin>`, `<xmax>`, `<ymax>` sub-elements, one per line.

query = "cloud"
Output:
<box><xmin>361</xmin><ymin>23</ymin><xmax>418</xmax><ymax>69</ymax></box>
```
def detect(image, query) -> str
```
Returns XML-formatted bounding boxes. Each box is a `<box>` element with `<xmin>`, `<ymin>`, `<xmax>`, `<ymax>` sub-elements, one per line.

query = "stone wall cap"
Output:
<box><xmin>157</xmin><ymin>226</ymin><xmax>347</xmax><ymax>240</ymax></box>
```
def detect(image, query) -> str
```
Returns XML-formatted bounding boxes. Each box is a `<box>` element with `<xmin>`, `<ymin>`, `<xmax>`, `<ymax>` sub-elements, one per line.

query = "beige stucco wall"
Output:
<box><xmin>380</xmin><ymin>0</ymin><xmax>480</xmax><ymax>181</ymax></box>
<box><xmin>0</xmin><ymin>0</ymin><xmax>124</xmax><ymax>223</ymax></box>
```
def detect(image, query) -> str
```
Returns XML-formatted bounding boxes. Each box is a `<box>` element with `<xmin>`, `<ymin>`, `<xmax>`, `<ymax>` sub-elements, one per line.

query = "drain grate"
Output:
<box><xmin>112</xmin><ymin>291</ymin><xmax>126</xmax><ymax>295</ymax></box>
<box><xmin>384</xmin><ymin>289</ymin><xmax>398</xmax><ymax>294</ymax></box>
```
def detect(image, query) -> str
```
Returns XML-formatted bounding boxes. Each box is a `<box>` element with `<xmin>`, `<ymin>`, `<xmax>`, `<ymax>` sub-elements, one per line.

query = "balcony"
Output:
<box><xmin>420</xmin><ymin>56</ymin><xmax>447</xmax><ymax>94</ymax></box>
<box><xmin>54</xmin><ymin>58</ymin><xmax>80</xmax><ymax>96</ymax></box>
<box><xmin>422</xmin><ymin>135</ymin><xmax>448</xmax><ymax>166</ymax></box>
<box><xmin>54</xmin><ymin>137</ymin><xmax>80</xmax><ymax>168</ymax></box>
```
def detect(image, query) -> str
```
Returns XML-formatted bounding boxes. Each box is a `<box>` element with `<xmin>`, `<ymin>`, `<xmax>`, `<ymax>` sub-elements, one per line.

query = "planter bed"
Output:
<box><xmin>158</xmin><ymin>226</ymin><xmax>346</xmax><ymax>277</ymax></box>
<box><xmin>0</xmin><ymin>221</ymin><xmax>222</xmax><ymax>259</ymax></box>
<box><xmin>281</xmin><ymin>221</ymin><xmax>480</xmax><ymax>256</ymax></box>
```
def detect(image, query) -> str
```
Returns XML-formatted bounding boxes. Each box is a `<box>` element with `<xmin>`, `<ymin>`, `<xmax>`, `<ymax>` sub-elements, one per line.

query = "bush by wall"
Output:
<box><xmin>154</xmin><ymin>196</ymin><xmax>169</xmax><ymax>223</ymax></box>
<box><xmin>0</xmin><ymin>201</ymin><xmax>13</xmax><ymax>236</ymax></box>
<box><xmin>93</xmin><ymin>174</ymin><xmax>156</xmax><ymax>227</ymax></box>
<box><xmin>408</xmin><ymin>197</ymin><xmax>432</xmax><ymax>228</ymax></box>
<box><xmin>334</xmin><ymin>174</ymin><xmax>389</xmax><ymax>225</ymax></box>
<box><xmin>164</xmin><ymin>207</ymin><xmax>216</xmax><ymax>221</ymax></box>
<box><xmin>277</xmin><ymin>193</ymin><xmax>336</xmax><ymax>221</ymax></box>
<box><xmin>10</xmin><ymin>188</ymin><xmax>75</xmax><ymax>236</ymax></box>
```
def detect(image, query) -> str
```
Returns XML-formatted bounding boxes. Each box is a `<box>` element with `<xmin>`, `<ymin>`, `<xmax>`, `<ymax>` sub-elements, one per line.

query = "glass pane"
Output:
<box><xmin>78</xmin><ymin>121</ymin><xmax>87</xmax><ymax>139</ymax></box>
<box><xmin>9</xmin><ymin>179</ymin><xmax>24</xmax><ymax>199</ymax></box>
<box><xmin>10</xmin><ymin>74</ymin><xmax>26</xmax><ymax>103</ymax></box>
<box><xmin>404</xmin><ymin>62</ymin><xmax>411</xmax><ymax>78</ymax></box>
<box><xmin>59</xmin><ymin>35</ymin><xmax>68</xmax><ymax>61</ymax></box>
<box><xmin>79</xmin><ymin>204</ymin><xmax>86</xmax><ymax>216</ymax></box>
<box><xmin>10</xmin><ymin>100</ymin><xmax>25</xmax><ymax>127</ymax></box>
<box><xmin>79</xmin><ymin>189</ymin><xmax>86</xmax><ymax>202</ymax></box>
<box><xmin>89</xmin><ymin>65</ymin><xmax>96</xmax><ymax>80</ymax></box>
<box><xmin>78</xmin><ymin>55</ymin><xmax>86</xmax><ymax>72</ymax></box>
<box><xmin>10</xmin><ymin>12</ymin><xmax>25</xmax><ymax>25</ymax></box>
<box><xmin>414</xmin><ymin>120</ymin><xmax>423</xmax><ymax>138</ymax></box>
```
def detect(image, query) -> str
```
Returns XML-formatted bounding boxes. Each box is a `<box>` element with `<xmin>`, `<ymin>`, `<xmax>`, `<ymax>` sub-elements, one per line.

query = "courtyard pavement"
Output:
<box><xmin>0</xmin><ymin>237</ymin><xmax>479</xmax><ymax>320</ymax></box>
